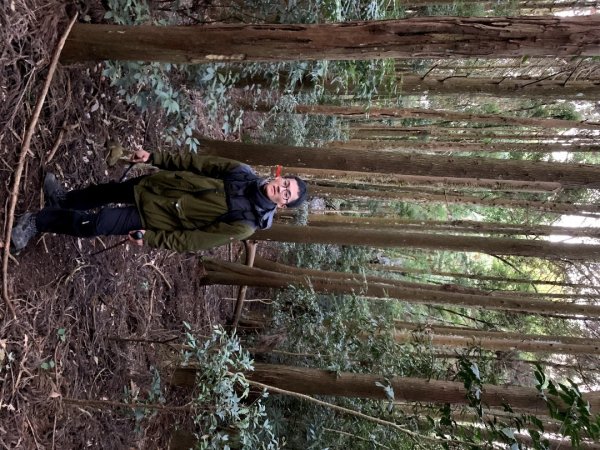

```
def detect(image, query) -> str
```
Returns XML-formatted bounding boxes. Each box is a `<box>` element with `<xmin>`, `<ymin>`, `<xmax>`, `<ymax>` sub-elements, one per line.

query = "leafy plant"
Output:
<box><xmin>40</xmin><ymin>359</ymin><xmax>55</xmax><ymax>371</ymax></box>
<box><xmin>181</xmin><ymin>324</ymin><xmax>281</xmax><ymax>450</ymax></box>
<box><xmin>535</xmin><ymin>364</ymin><xmax>600</xmax><ymax>447</ymax></box>
<box><xmin>57</xmin><ymin>328</ymin><xmax>67</xmax><ymax>343</ymax></box>
<box><xmin>122</xmin><ymin>366</ymin><xmax>166</xmax><ymax>432</ymax></box>
<box><xmin>102</xmin><ymin>0</ymin><xmax>200</xmax><ymax>150</ymax></box>
<box><xmin>449</xmin><ymin>357</ymin><xmax>600</xmax><ymax>449</ymax></box>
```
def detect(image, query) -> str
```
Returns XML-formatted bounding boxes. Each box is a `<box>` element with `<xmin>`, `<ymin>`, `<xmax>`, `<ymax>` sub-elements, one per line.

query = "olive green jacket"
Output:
<box><xmin>134</xmin><ymin>151</ymin><xmax>256</xmax><ymax>252</ymax></box>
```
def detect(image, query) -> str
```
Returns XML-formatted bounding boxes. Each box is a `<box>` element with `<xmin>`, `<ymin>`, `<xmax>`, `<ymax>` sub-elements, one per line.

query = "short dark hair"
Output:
<box><xmin>286</xmin><ymin>176</ymin><xmax>308</xmax><ymax>208</ymax></box>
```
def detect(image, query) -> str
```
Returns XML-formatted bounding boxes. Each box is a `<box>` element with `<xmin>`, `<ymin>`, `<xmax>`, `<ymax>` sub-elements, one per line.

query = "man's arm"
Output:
<box><xmin>132</xmin><ymin>149</ymin><xmax>249</xmax><ymax>179</ymax></box>
<box><xmin>142</xmin><ymin>223</ymin><xmax>256</xmax><ymax>253</ymax></box>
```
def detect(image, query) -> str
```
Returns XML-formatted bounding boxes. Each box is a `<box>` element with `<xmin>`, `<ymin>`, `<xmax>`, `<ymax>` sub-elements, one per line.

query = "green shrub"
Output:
<box><xmin>182</xmin><ymin>325</ymin><xmax>281</xmax><ymax>450</ymax></box>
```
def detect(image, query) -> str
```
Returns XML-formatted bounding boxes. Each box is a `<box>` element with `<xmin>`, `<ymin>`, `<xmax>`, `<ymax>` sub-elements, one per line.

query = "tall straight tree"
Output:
<box><xmin>393</xmin><ymin>331</ymin><xmax>600</xmax><ymax>356</ymax></box>
<box><xmin>251</xmin><ymin>256</ymin><xmax>594</xmax><ymax>300</ymax></box>
<box><xmin>327</xmin><ymin>140</ymin><xmax>600</xmax><ymax>153</ymax></box>
<box><xmin>309</xmin><ymin>184</ymin><xmax>600</xmax><ymax>217</ymax></box>
<box><xmin>395</xmin><ymin>74</ymin><xmax>600</xmax><ymax>100</ymax></box>
<box><xmin>309</xmin><ymin>216</ymin><xmax>600</xmax><ymax>239</ymax></box>
<box><xmin>253</xmin><ymin>224</ymin><xmax>600</xmax><ymax>260</ymax></box>
<box><xmin>349</xmin><ymin>127</ymin><xmax>588</xmax><ymax>141</ymax></box>
<box><xmin>201</xmin><ymin>259</ymin><xmax>600</xmax><ymax>316</ymax></box>
<box><xmin>394</xmin><ymin>320</ymin><xmax>600</xmax><ymax>353</ymax></box>
<box><xmin>171</xmin><ymin>363</ymin><xmax>600</xmax><ymax>414</ymax></box>
<box><xmin>293</xmin><ymin>104</ymin><xmax>600</xmax><ymax>131</ymax></box>
<box><xmin>61</xmin><ymin>16</ymin><xmax>600</xmax><ymax>63</ymax></box>
<box><xmin>370</xmin><ymin>264</ymin><xmax>595</xmax><ymax>289</ymax></box>
<box><xmin>284</xmin><ymin>167</ymin><xmax>561</xmax><ymax>192</ymax></box>
<box><xmin>200</xmin><ymin>139</ymin><xmax>600</xmax><ymax>189</ymax></box>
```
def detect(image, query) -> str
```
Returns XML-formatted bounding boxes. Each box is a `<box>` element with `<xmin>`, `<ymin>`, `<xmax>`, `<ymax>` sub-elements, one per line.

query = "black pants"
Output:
<box><xmin>36</xmin><ymin>177</ymin><xmax>146</xmax><ymax>237</ymax></box>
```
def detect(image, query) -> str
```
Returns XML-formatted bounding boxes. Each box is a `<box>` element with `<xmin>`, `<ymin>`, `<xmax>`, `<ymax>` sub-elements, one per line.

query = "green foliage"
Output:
<box><xmin>281</xmin><ymin>238</ymin><xmax>371</xmax><ymax>270</ymax></box>
<box><xmin>0</xmin><ymin>344</ymin><xmax>13</xmax><ymax>374</ymax></box>
<box><xmin>480</xmin><ymin>103</ymin><xmax>501</xmax><ymax>115</ymax></box>
<box><xmin>266</xmin><ymin>286</ymin><xmax>449</xmax><ymax>449</ymax></box>
<box><xmin>330</xmin><ymin>59</ymin><xmax>397</xmax><ymax>100</ymax></box>
<box><xmin>535</xmin><ymin>364</ymin><xmax>600</xmax><ymax>447</ymax></box>
<box><xmin>102</xmin><ymin>60</ymin><xmax>200</xmax><ymax>150</ymax></box>
<box><xmin>102</xmin><ymin>0</ymin><xmax>200</xmax><ymax>150</ymax></box>
<box><xmin>57</xmin><ymin>327</ymin><xmax>67</xmax><ymax>343</ymax></box>
<box><xmin>122</xmin><ymin>366</ymin><xmax>165</xmax><ymax>432</ymax></box>
<box><xmin>530</xmin><ymin>103</ymin><xmax>582</xmax><ymax>121</ymax></box>
<box><xmin>425</xmin><ymin>2</ymin><xmax>488</xmax><ymax>17</ymax></box>
<box><xmin>319</xmin><ymin>0</ymin><xmax>400</xmax><ymax>22</ymax></box>
<box><xmin>103</xmin><ymin>0</ymin><xmax>151</xmax><ymax>25</ymax></box>
<box><xmin>259</xmin><ymin>96</ymin><xmax>343</xmax><ymax>147</ymax></box>
<box><xmin>182</xmin><ymin>324</ymin><xmax>281</xmax><ymax>450</ymax></box>
<box><xmin>440</xmin><ymin>359</ymin><xmax>600</xmax><ymax>449</ymax></box>
<box><xmin>40</xmin><ymin>359</ymin><xmax>55</xmax><ymax>371</ymax></box>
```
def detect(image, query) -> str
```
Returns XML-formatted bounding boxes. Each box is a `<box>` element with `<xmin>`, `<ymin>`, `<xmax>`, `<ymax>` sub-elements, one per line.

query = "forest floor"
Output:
<box><xmin>0</xmin><ymin>2</ymin><xmax>266</xmax><ymax>448</ymax></box>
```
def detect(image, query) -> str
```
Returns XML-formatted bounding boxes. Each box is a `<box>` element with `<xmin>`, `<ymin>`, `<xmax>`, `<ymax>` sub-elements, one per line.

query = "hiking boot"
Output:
<box><xmin>44</xmin><ymin>172</ymin><xmax>66</xmax><ymax>207</ymax></box>
<box><xmin>11</xmin><ymin>212</ymin><xmax>38</xmax><ymax>252</ymax></box>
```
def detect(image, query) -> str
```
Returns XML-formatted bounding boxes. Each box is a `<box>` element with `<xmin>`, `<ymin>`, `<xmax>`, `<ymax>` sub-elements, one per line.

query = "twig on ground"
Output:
<box><xmin>142</xmin><ymin>263</ymin><xmax>172</xmax><ymax>290</ymax></box>
<box><xmin>45</xmin><ymin>120</ymin><xmax>67</xmax><ymax>164</ymax></box>
<box><xmin>1</xmin><ymin>14</ymin><xmax>78</xmax><ymax>320</ymax></box>
<box><xmin>62</xmin><ymin>397</ymin><xmax>191</xmax><ymax>413</ymax></box>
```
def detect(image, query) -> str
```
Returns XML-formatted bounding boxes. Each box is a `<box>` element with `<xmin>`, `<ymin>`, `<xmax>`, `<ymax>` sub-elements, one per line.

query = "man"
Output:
<box><xmin>11</xmin><ymin>149</ymin><xmax>307</xmax><ymax>253</ymax></box>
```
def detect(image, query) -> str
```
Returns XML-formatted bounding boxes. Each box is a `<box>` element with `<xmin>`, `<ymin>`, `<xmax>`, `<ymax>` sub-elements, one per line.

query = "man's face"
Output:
<box><xmin>264</xmin><ymin>177</ymin><xmax>300</xmax><ymax>208</ymax></box>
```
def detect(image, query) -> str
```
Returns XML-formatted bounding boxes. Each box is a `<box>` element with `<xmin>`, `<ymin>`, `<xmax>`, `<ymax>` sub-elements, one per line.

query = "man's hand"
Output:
<box><xmin>129</xmin><ymin>230</ymin><xmax>145</xmax><ymax>246</ymax></box>
<box><xmin>131</xmin><ymin>149</ymin><xmax>151</xmax><ymax>163</ymax></box>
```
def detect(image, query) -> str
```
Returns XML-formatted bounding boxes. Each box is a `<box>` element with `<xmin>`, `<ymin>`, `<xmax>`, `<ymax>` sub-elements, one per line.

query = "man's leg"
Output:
<box><xmin>36</xmin><ymin>206</ymin><xmax>143</xmax><ymax>237</ymax></box>
<box><xmin>53</xmin><ymin>176</ymin><xmax>146</xmax><ymax>210</ymax></box>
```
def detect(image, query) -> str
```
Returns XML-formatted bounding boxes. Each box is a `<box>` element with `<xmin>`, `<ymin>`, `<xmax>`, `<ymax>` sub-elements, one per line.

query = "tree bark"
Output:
<box><xmin>349</xmin><ymin>127</ymin><xmax>593</xmax><ymax>141</ymax></box>
<box><xmin>309</xmin><ymin>184</ymin><xmax>600</xmax><ymax>217</ymax></box>
<box><xmin>282</xmin><ymin>166</ymin><xmax>561</xmax><ymax>192</ymax></box>
<box><xmin>295</xmin><ymin>104</ymin><xmax>600</xmax><ymax>131</ymax></box>
<box><xmin>200</xmin><ymin>139</ymin><xmax>600</xmax><ymax>189</ymax></box>
<box><xmin>61</xmin><ymin>16</ymin><xmax>600</xmax><ymax>64</ymax></box>
<box><xmin>396</xmin><ymin>74</ymin><xmax>600</xmax><ymax>100</ymax></box>
<box><xmin>251</xmin><ymin>256</ymin><xmax>597</xmax><ymax>302</ymax></box>
<box><xmin>394</xmin><ymin>331</ymin><xmax>600</xmax><ymax>356</ymax></box>
<box><xmin>328</xmin><ymin>139</ymin><xmax>600</xmax><ymax>153</ymax></box>
<box><xmin>254</xmin><ymin>224</ymin><xmax>600</xmax><ymax>260</ymax></box>
<box><xmin>201</xmin><ymin>259</ymin><xmax>600</xmax><ymax>317</ymax></box>
<box><xmin>394</xmin><ymin>320</ymin><xmax>600</xmax><ymax>348</ymax></box>
<box><xmin>369</xmin><ymin>264</ymin><xmax>594</xmax><ymax>289</ymax></box>
<box><xmin>171</xmin><ymin>363</ymin><xmax>600</xmax><ymax>415</ymax></box>
<box><xmin>310</xmin><ymin>216</ymin><xmax>600</xmax><ymax>239</ymax></box>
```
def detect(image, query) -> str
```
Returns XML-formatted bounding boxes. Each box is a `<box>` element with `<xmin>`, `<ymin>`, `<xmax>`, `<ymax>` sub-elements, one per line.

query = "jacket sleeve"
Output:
<box><xmin>150</xmin><ymin>151</ymin><xmax>252</xmax><ymax>179</ymax></box>
<box><xmin>142</xmin><ymin>222</ymin><xmax>256</xmax><ymax>252</ymax></box>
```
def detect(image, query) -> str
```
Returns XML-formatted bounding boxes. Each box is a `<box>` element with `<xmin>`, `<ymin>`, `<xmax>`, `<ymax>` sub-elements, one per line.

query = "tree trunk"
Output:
<box><xmin>310</xmin><ymin>216</ymin><xmax>600</xmax><ymax>240</ymax></box>
<box><xmin>251</xmin><ymin>256</ymin><xmax>597</xmax><ymax>302</ymax></box>
<box><xmin>395</xmin><ymin>331</ymin><xmax>600</xmax><ymax>356</ymax></box>
<box><xmin>253</xmin><ymin>224</ymin><xmax>600</xmax><ymax>260</ymax></box>
<box><xmin>328</xmin><ymin>139</ymin><xmax>600</xmax><ymax>153</ymax></box>
<box><xmin>61</xmin><ymin>16</ymin><xmax>600</xmax><ymax>64</ymax></box>
<box><xmin>369</xmin><ymin>264</ymin><xmax>594</xmax><ymax>289</ymax></box>
<box><xmin>171</xmin><ymin>363</ymin><xmax>600</xmax><ymax>415</ymax></box>
<box><xmin>309</xmin><ymin>184</ymin><xmax>600</xmax><ymax>217</ymax></box>
<box><xmin>394</xmin><ymin>320</ymin><xmax>600</xmax><ymax>349</ymax></box>
<box><xmin>396</xmin><ymin>74</ymin><xmax>600</xmax><ymax>100</ymax></box>
<box><xmin>201</xmin><ymin>260</ymin><xmax>600</xmax><ymax>317</ymax></box>
<box><xmin>200</xmin><ymin>139</ymin><xmax>600</xmax><ymax>189</ymax></box>
<box><xmin>349</xmin><ymin>127</ymin><xmax>593</xmax><ymax>141</ymax></box>
<box><xmin>295</xmin><ymin>104</ymin><xmax>600</xmax><ymax>131</ymax></box>
<box><xmin>282</xmin><ymin>166</ymin><xmax>561</xmax><ymax>192</ymax></box>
